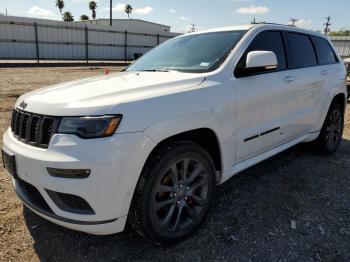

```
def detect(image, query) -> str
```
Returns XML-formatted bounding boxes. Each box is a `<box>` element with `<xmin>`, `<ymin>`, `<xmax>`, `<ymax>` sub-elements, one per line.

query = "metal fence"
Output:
<box><xmin>0</xmin><ymin>17</ymin><xmax>179</xmax><ymax>62</ymax></box>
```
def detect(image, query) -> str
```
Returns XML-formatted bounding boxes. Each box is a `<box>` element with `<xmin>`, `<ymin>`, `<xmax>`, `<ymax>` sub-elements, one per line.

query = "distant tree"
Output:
<box><xmin>55</xmin><ymin>0</ymin><xmax>64</xmax><ymax>18</ymax></box>
<box><xmin>80</xmin><ymin>14</ymin><xmax>89</xmax><ymax>21</ymax></box>
<box><xmin>63</xmin><ymin>11</ymin><xmax>74</xmax><ymax>22</ymax></box>
<box><xmin>125</xmin><ymin>4</ymin><xmax>133</xmax><ymax>18</ymax></box>
<box><xmin>328</xmin><ymin>29</ymin><xmax>350</xmax><ymax>36</ymax></box>
<box><xmin>89</xmin><ymin>1</ymin><xmax>97</xmax><ymax>20</ymax></box>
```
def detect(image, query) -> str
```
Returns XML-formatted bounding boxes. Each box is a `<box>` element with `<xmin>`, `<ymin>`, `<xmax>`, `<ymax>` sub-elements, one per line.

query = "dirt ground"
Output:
<box><xmin>0</xmin><ymin>67</ymin><xmax>349</xmax><ymax>262</ymax></box>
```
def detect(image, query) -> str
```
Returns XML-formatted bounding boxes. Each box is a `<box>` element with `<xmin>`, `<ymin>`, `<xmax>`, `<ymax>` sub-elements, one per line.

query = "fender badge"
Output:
<box><xmin>19</xmin><ymin>101</ymin><xmax>27</xmax><ymax>110</ymax></box>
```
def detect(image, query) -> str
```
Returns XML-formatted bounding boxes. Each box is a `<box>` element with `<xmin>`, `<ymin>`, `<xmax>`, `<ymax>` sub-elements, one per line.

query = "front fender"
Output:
<box><xmin>143</xmin><ymin>111</ymin><xmax>235</xmax><ymax>181</ymax></box>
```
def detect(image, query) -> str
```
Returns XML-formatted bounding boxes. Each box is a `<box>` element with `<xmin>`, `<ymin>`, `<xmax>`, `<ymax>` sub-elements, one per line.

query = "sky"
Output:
<box><xmin>0</xmin><ymin>0</ymin><xmax>349</xmax><ymax>33</ymax></box>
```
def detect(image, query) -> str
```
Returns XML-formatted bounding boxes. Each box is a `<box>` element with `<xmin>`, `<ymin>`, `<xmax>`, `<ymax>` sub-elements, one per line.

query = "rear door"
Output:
<box><xmin>284</xmin><ymin>32</ymin><xmax>328</xmax><ymax>134</ymax></box>
<box><xmin>310</xmin><ymin>36</ymin><xmax>341</xmax><ymax>127</ymax></box>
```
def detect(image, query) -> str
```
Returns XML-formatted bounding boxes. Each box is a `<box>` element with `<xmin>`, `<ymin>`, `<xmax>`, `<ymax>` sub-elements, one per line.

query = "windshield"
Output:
<box><xmin>126</xmin><ymin>30</ymin><xmax>246</xmax><ymax>73</ymax></box>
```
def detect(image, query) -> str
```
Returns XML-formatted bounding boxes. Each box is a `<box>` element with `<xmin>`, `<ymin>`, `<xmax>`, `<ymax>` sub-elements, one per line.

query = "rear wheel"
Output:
<box><xmin>129</xmin><ymin>141</ymin><xmax>216</xmax><ymax>244</ymax></box>
<box><xmin>313</xmin><ymin>103</ymin><xmax>344</xmax><ymax>155</ymax></box>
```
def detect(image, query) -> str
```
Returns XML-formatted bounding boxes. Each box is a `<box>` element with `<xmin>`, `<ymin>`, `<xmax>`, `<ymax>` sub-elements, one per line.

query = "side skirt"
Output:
<box><xmin>219</xmin><ymin>133</ymin><xmax>312</xmax><ymax>184</ymax></box>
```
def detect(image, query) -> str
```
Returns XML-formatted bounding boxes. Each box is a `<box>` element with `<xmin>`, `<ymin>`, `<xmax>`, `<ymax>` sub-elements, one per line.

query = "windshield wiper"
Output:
<box><xmin>140</xmin><ymin>69</ymin><xmax>178</xmax><ymax>72</ymax></box>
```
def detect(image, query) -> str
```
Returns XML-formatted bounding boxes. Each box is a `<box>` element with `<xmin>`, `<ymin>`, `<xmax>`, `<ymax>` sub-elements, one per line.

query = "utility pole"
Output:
<box><xmin>109</xmin><ymin>0</ymin><xmax>112</xmax><ymax>26</ymax></box>
<box><xmin>5</xmin><ymin>8</ymin><xmax>7</xmax><ymax>16</ymax></box>
<box><xmin>324</xmin><ymin>16</ymin><xmax>331</xmax><ymax>35</ymax></box>
<box><xmin>290</xmin><ymin>18</ymin><xmax>298</xmax><ymax>26</ymax></box>
<box><xmin>189</xmin><ymin>24</ymin><xmax>196</xmax><ymax>33</ymax></box>
<box><xmin>251</xmin><ymin>17</ymin><xmax>256</xmax><ymax>24</ymax></box>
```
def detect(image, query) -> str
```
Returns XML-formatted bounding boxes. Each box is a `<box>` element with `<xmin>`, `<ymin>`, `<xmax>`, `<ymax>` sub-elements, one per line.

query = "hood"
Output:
<box><xmin>16</xmin><ymin>71</ymin><xmax>206</xmax><ymax>116</ymax></box>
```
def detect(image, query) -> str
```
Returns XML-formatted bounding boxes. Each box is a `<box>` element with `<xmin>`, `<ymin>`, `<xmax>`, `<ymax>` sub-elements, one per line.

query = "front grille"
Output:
<box><xmin>18</xmin><ymin>179</ymin><xmax>52</xmax><ymax>213</ymax></box>
<box><xmin>11</xmin><ymin>109</ymin><xmax>59</xmax><ymax>148</ymax></box>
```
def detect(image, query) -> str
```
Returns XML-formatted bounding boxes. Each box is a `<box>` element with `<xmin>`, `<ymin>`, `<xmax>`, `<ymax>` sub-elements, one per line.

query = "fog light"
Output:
<box><xmin>47</xmin><ymin>167</ymin><xmax>90</xmax><ymax>178</ymax></box>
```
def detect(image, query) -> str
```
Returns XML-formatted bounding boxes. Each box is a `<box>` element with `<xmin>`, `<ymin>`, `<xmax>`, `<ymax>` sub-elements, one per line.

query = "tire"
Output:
<box><xmin>313</xmin><ymin>102</ymin><xmax>344</xmax><ymax>155</ymax></box>
<box><xmin>128</xmin><ymin>141</ymin><xmax>216</xmax><ymax>245</ymax></box>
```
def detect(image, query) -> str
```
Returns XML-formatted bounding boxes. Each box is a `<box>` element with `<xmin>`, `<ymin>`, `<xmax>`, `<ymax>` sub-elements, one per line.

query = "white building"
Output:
<box><xmin>329</xmin><ymin>36</ymin><xmax>350</xmax><ymax>59</ymax></box>
<box><xmin>78</xmin><ymin>19</ymin><xmax>173</xmax><ymax>35</ymax></box>
<box><xmin>0</xmin><ymin>15</ymin><xmax>179</xmax><ymax>61</ymax></box>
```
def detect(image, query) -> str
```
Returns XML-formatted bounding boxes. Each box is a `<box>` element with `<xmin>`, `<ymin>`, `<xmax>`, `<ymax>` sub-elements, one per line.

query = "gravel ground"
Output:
<box><xmin>0</xmin><ymin>67</ymin><xmax>349</xmax><ymax>262</ymax></box>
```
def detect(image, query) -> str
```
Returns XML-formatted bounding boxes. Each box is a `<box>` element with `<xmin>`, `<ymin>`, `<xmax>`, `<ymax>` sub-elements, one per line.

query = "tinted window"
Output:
<box><xmin>237</xmin><ymin>31</ymin><xmax>287</xmax><ymax>71</ymax></box>
<box><xmin>126</xmin><ymin>31</ymin><xmax>246</xmax><ymax>73</ymax></box>
<box><xmin>311</xmin><ymin>36</ymin><xmax>337</xmax><ymax>65</ymax></box>
<box><xmin>287</xmin><ymin>33</ymin><xmax>317</xmax><ymax>69</ymax></box>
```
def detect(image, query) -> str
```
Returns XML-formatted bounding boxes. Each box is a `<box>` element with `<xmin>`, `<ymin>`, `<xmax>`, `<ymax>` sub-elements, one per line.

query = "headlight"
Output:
<box><xmin>58</xmin><ymin>115</ymin><xmax>122</xmax><ymax>139</ymax></box>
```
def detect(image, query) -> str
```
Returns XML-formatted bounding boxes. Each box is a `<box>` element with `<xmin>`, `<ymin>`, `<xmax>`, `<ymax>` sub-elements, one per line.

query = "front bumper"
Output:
<box><xmin>2</xmin><ymin>129</ymin><xmax>155</xmax><ymax>235</ymax></box>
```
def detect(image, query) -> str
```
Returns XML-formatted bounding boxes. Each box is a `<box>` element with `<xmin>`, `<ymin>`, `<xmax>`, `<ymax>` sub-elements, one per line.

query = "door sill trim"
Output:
<box><xmin>220</xmin><ymin>134</ymin><xmax>310</xmax><ymax>184</ymax></box>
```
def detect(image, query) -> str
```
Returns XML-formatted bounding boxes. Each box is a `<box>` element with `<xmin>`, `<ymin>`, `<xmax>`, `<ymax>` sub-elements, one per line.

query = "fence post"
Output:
<box><xmin>124</xmin><ymin>30</ymin><xmax>128</xmax><ymax>63</ymax></box>
<box><xmin>85</xmin><ymin>26</ymin><xmax>89</xmax><ymax>63</ymax></box>
<box><xmin>34</xmin><ymin>22</ymin><xmax>39</xmax><ymax>63</ymax></box>
<box><xmin>157</xmin><ymin>34</ymin><xmax>160</xmax><ymax>45</ymax></box>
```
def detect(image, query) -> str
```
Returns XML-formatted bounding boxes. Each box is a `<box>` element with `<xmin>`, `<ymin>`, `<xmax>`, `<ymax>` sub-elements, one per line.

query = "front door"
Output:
<box><xmin>234</xmin><ymin>30</ymin><xmax>294</xmax><ymax>163</ymax></box>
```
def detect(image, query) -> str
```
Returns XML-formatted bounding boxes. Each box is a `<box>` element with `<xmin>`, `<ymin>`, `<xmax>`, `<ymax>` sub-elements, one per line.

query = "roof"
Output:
<box><xmin>188</xmin><ymin>24</ymin><xmax>255</xmax><ymax>34</ymax></box>
<box><xmin>186</xmin><ymin>23</ymin><xmax>326</xmax><ymax>39</ymax></box>
<box><xmin>80</xmin><ymin>18</ymin><xmax>170</xmax><ymax>28</ymax></box>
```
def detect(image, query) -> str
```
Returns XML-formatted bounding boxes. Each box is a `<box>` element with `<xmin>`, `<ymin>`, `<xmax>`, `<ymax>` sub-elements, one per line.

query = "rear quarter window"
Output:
<box><xmin>311</xmin><ymin>36</ymin><xmax>338</xmax><ymax>65</ymax></box>
<box><xmin>287</xmin><ymin>32</ymin><xmax>317</xmax><ymax>69</ymax></box>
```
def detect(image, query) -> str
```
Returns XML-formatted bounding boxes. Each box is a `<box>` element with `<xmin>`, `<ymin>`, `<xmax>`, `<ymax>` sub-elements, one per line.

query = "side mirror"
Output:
<box><xmin>246</xmin><ymin>51</ymin><xmax>278</xmax><ymax>71</ymax></box>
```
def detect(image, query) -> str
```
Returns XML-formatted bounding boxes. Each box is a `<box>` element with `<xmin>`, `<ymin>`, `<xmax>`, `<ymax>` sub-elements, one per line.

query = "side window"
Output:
<box><xmin>311</xmin><ymin>36</ymin><xmax>338</xmax><ymax>65</ymax></box>
<box><xmin>287</xmin><ymin>32</ymin><xmax>317</xmax><ymax>69</ymax></box>
<box><xmin>237</xmin><ymin>31</ymin><xmax>287</xmax><ymax>72</ymax></box>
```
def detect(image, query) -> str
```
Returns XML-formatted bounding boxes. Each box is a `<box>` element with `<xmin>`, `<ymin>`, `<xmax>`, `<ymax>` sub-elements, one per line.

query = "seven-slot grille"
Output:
<box><xmin>11</xmin><ymin>109</ymin><xmax>59</xmax><ymax>148</ymax></box>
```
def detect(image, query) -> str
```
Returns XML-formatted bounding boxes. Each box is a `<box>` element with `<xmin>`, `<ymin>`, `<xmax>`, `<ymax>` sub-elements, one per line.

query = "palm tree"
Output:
<box><xmin>125</xmin><ymin>4</ymin><xmax>133</xmax><ymax>18</ymax></box>
<box><xmin>55</xmin><ymin>0</ymin><xmax>64</xmax><ymax>18</ymax></box>
<box><xmin>89</xmin><ymin>1</ymin><xmax>97</xmax><ymax>20</ymax></box>
<box><xmin>80</xmin><ymin>14</ymin><xmax>89</xmax><ymax>21</ymax></box>
<box><xmin>63</xmin><ymin>11</ymin><xmax>74</xmax><ymax>22</ymax></box>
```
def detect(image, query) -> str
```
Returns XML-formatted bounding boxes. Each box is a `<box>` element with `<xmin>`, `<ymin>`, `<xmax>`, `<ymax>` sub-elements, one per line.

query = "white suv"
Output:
<box><xmin>2</xmin><ymin>24</ymin><xmax>347</xmax><ymax>244</ymax></box>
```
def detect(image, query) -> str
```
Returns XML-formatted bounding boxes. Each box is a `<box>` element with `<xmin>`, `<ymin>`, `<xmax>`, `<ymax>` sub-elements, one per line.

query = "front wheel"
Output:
<box><xmin>313</xmin><ymin>103</ymin><xmax>344</xmax><ymax>155</ymax></box>
<box><xmin>129</xmin><ymin>141</ymin><xmax>216</xmax><ymax>245</ymax></box>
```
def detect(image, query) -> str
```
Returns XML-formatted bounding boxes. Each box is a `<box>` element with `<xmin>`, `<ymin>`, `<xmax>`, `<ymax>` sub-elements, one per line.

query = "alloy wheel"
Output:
<box><xmin>152</xmin><ymin>158</ymin><xmax>209</xmax><ymax>232</ymax></box>
<box><xmin>325</xmin><ymin>108</ymin><xmax>343</xmax><ymax>151</ymax></box>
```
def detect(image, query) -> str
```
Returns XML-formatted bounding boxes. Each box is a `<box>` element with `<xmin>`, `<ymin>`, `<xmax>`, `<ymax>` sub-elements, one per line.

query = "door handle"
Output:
<box><xmin>321</xmin><ymin>69</ymin><xmax>329</xmax><ymax>76</ymax></box>
<box><xmin>283</xmin><ymin>76</ymin><xmax>296</xmax><ymax>83</ymax></box>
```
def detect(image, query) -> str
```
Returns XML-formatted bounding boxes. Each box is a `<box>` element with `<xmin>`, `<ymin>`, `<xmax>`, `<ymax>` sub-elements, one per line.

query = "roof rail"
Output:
<box><xmin>250</xmin><ymin>21</ymin><xmax>296</xmax><ymax>27</ymax></box>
